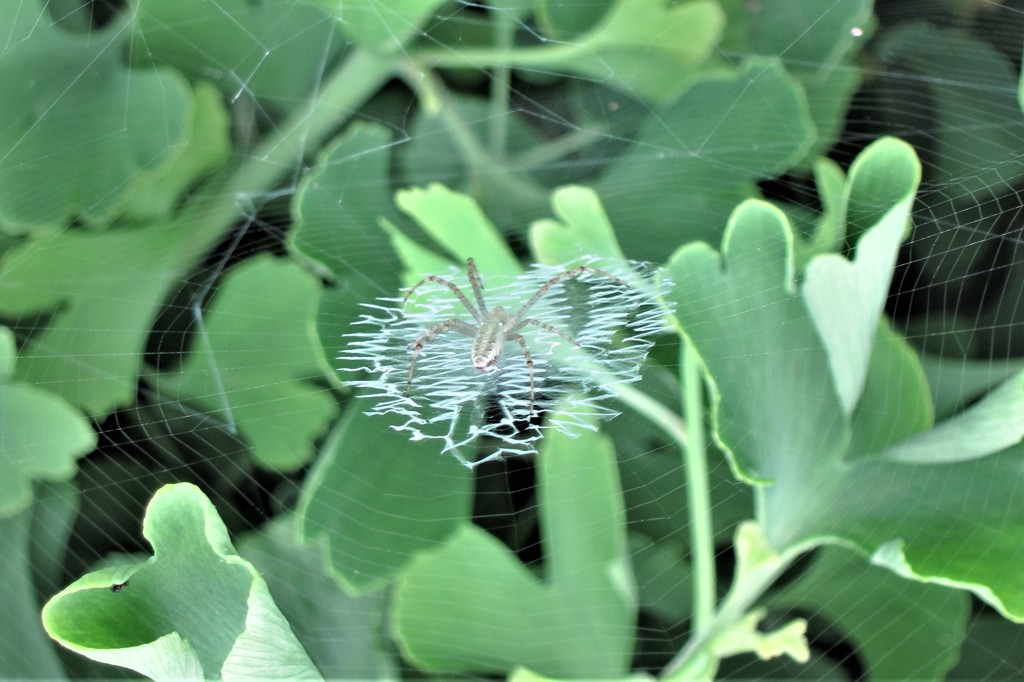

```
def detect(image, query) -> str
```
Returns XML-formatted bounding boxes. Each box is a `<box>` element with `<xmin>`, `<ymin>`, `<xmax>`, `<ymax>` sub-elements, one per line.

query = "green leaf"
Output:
<box><xmin>0</xmin><ymin>327</ymin><xmax>95</xmax><ymax>516</ymax></box>
<box><xmin>0</xmin><ymin>508</ymin><xmax>66</xmax><ymax>679</ymax></box>
<box><xmin>42</xmin><ymin>483</ymin><xmax>320</xmax><ymax>680</ymax></box>
<box><xmin>290</xmin><ymin>122</ymin><xmax>404</xmax><ymax>377</ymax></box>
<box><xmin>122</xmin><ymin>82</ymin><xmax>232</xmax><ymax>222</ymax></box>
<box><xmin>804</xmin><ymin>137</ymin><xmax>921</xmax><ymax>414</ymax></box>
<box><xmin>845</xmin><ymin>321</ymin><xmax>933</xmax><ymax>458</ymax></box>
<box><xmin>154</xmin><ymin>255</ymin><xmax>337</xmax><ymax>471</ymax></box>
<box><xmin>298</xmin><ymin>407</ymin><xmax>472</xmax><ymax>593</ymax></box>
<box><xmin>132</xmin><ymin>0</ymin><xmax>345</xmax><ymax>111</ymax></box>
<box><xmin>879</xmin><ymin>371</ymin><xmax>1024</xmax><ymax>464</ymax></box>
<box><xmin>395</xmin><ymin>183</ymin><xmax>521</xmax><ymax>276</ymax></box>
<box><xmin>596</xmin><ymin>59</ymin><xmax>815</xmax><ymax>261</ymax></box>
<box><xmin>668</xmin><ymin>199</ymin><xmax>847</xmax><ymax>485</ymax></box>
<box><xmin>238</xmin><ymin>516</ymin><xmax>395</xmax><ymax>679</ymax></box>
<box><xmin>0</xmin><ymin>0</ymin><xmax>190</xmax><ymax>232</ymax></box>
<box><xmin>535</xmin><ymin>0</ymin><xmax>725</xmax><ymax>105</ymax></box>
<box><xmin>529</xmin><ymin>185</ymin><xmax>626</xmax><ymax>264</ymax></box>
<box><xmin>0</xmin><ymin>225</ymin><xmax>183</xmax><ymax>416</ymax></box>
<box><xmin>722</xmin><ymin>0</ymin><xmax>873</xmax><ymax>159</ymax></box>
<box><xmin>768</xmin><ymin>546</ymin><xmax>968</xmax><ymax>680</ymax></box>
<box><xmin>666</xmin><ymin>152</ymin><xmax>1024</xmax><ymax>620</ymax></box>
<box><xmin>391</xmin><ymin>403</ymin><xmax>636</xmax><ymax>677</ymax></box>
<box><xmin>311</xmin><ymin>0</ymin><xmax>446</xmax><ymax>52</ymax></box>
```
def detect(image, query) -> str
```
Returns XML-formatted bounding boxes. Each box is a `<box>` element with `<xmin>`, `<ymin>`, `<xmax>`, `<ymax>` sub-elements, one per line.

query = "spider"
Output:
<box><xmin>402</xmin><ymin>257</ymin><xmax>629</xmax><ymax>416</ymax></box>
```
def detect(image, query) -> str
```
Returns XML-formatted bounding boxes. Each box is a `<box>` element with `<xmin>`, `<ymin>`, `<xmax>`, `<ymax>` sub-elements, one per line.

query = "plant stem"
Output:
<box><xmin>682</xmin><ymin>342</ymin><xmax>714</xmax><ymax>635</ymax></box>
<box><xmin>398</xmin><ymin>59</ymin><xmax>546</xmax><ymax>207</ymax></box>
<box><xmin>662</xmin><ymin>546</ymin><xmax>792</xmax><ymax>679</ymax></box>
<box><xmin>613</xmin><ymin>383</ymin><xmax>687</xmax><ymax>449</ymax></box>
<box><xmin>509</xmin><ymin>127</ymin><xmax>605</xmax><ymax>170</ymax></box>
<box><xmin>417</xmin><ymin>43</ymin><xmax>583</xmax><ymax>70</ymax></box>
<box><xmin>488</xmin><ymin>8</ymin><xmax>516</xmax><ymax>160</ymax></box>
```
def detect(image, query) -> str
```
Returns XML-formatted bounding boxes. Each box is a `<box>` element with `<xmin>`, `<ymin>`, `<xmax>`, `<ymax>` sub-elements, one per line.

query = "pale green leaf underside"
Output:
<box><xmin>42</xmin><ymin>483</ymin><xmax>319</xmax><ymax>680</ymax></box>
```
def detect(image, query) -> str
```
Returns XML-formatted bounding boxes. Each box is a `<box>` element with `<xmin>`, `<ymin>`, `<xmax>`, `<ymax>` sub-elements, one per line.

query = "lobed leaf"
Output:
<box><xmin>666</xmin><ymin>139</ymin><xmax>1024</xmax><ymax>620</ymax></box>
<box><xmin>0</xmin><ymin>226</ymin><xmax>183</xmax><ymax>416</ymax></box>
<box><xmin>595</xmin><ymin>59</ymin><xmax>815</xmax><ymax>260</ymax></box>
<box><xmin>392</xmin><ymin>405</ymin><xmax>636</xmax><ymax>677</ymax></box>
<box><xmin>42</xmin><ymin>483</ymin><xmax>320</xmax><ymax>680</ymax></box>
<box><xmin>768</xmin><ymin>546</ymin><xmax>968</xmax><ymax>680</ymax></box>
<box><xmin>298</xmin><ymin>407</ymin><xmax>472</xmax><ymax>593</ymax></box>
<box><xmin>132</xmin><ymin>0</ymin><xmax>345</xmax><ymax>111</ymax></box>
<box><xmin>153</xmin><ymin>255</ymin><xmax>337</xmax><ymax>471</ymax></box>
<box><xmin>0</xmin><ymin>0</ymin><xmax>190</xmax><ymax>232</ymax></box>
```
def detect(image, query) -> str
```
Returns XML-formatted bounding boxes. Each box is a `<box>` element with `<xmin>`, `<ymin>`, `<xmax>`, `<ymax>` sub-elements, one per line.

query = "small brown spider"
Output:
<box><xmin>402</xmin><ymin>258</ymin><xmax>629</xmax><ymax>415</ymax></box>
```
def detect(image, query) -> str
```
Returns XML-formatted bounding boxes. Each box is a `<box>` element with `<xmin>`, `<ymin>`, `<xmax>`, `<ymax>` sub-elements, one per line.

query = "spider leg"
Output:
<box><xmin>518</xmin><ymin>318</ymin><xmax>582</xmax><ymax>347</ymax></box>
<box><xmin>403</xmin><ymin>275</ymin><xmax>483</xmax><ymax>322</ymax></box>
<box><xmin>513</xmin><ymin>265</ymin><xmax>629</xmax><ymax>320</ymax></box>
<box><xmin>512</xmin><ymin>334</ymin><xmax>535</xmax><ymax>417</ymax></box>
<box><xmin>407</xmin><ymin>318</ymin><xmax>478</xmax><ymax>396</ymax></box>
<box><xmin>466</xmin><ymin>258</ymin><xmax>489</xmax><ymax>315</ymax></box>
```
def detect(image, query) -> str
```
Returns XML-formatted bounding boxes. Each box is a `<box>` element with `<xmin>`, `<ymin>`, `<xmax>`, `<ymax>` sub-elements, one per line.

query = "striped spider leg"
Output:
<box><xmin>402</xmin><ymin>258</ymin><xmax>630</xmax><ymax>415</ymax></box>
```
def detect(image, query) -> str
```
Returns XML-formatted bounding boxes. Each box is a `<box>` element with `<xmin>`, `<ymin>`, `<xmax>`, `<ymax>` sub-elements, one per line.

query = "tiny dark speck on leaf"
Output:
<box><xmin>110</xmin><ymin>581</ymin><xmax>128</xmax><ymax>593</ymax></box>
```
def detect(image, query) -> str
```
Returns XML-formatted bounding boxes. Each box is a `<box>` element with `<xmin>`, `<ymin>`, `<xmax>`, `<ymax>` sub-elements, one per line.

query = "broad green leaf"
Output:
<box><xmin>0</xmin><ymin>0</ymin><xmax>190</xmax><ymax>232</ymax></box>
<box><xmin>0</xmin><ymin>508</ymin><xmax>65</xmax><ymax>679</ymax></box>
<box><xmin>722</xmin><ymin>0</ymin><xmax>873</xmax><ymax>159</ymax></box>
<box><xmin>132</xmin><ymin>0</ymin><xmax>345</xmax><ymax>111</ymax></box>
<box><xmin>535</xmin><ymin>0</ymin><xmax>724</xmax><ymax>105</ymax></box>
<box><xmin>666</xmin><ymin>168</ymin><xmax>1024</xmax><ymax>620</ymax></box>
<box><xmin>392</xmin><ymin>405</ymin><xmax>636</xmax><ymax>677</ymax></box>
<box><xmin>668</xmin><ymin>199</ymin><xmax>848</xmax><ymax>485</ymax></box>
<box><xmin>298</xmin><ymin>407</ymin><xmax>472</xmax><ymax>593</ymax></box>
<box><xmin>879</xmin><ymin>371</ymin><xmax>1024</xmax><ymax>464</ymax></box>
<box><xmin>951</xmin><ymin>611</ymin><xmax>1024</xmax><ymax>678</ymax></box>
<box><xmin>30</xmin><ymin>481</ymin><xmax>81</xmax><ymax>601</ymax></box>
<box><xmin>43</xmin><ymin>483</ymin><xmax>320</xmax><ymax>680</ymax></box>
<box><xmin>122</xmin><ymin>82</ymin><xmax>232</xmax><ymax>222</ymax></box>
<box><xmin>596</xmin><ymin>59</ymin><xmax>815</xmax><ymax>260</ymax></box>
<box><xmin>723</xmin><ymin>0</ymin><xmax>872</xmax><ymax>73</ymax></box>
<box><xmin>312</xmin><ymin>0</ymin><xmax>445</xmax><ymax>52</ymax></box>
<box><xmin>630</xmin><ymin>534</ymin><xmax>692</xmax><ymax>623</ymax></box>
<box><xmin>395</xmin><ymin>183</ymin><xmax>521</xmax><ymax>276</ymax></box>
<box><xmin>845</xmin><ymin>322</ymin><xmax>933</xmax><ymax>458</ymax></box>
<box><xmin>0</xmin><ymin>326</ymin><xmax>95</xmax><ymax>517</ymax></box>
<box><xmin>768</xmin><ymin>546</ymin><xmax>968</xmax><ymax>680</ymax></box>
<box><xmin>238</xmin><ymin>516</ymin><xmax>394</xmax><ymax>679</ymax></box>
<box><xmin>804</xmin><ymin>137</ymin><xmax>921</xmax><ymax>414</ymax></box>
<box><xmin>154</xmin><ymin>255</ymin><xmax>337</xmax><ymax>471</ymax></box>
<box><xmin>529</xmin><ymin>185</ymin><xmax>626</xmax><ymax>264</ymax></box>
<box><xmin>290</xmin><ymin>122</ymin><xmax>404</xmax><ymax>378</ymax></box>
<box><xmin>0</xmin><ymin>226</ymin><xmax>182</xmax><ymax>416</ymax></box>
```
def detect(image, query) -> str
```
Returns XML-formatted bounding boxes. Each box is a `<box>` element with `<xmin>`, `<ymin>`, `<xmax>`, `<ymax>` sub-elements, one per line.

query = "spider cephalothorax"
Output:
<box><xmin>402</xmin><ymin>258</ymin><xmax>629</xmax><ymax>415</ymax></box>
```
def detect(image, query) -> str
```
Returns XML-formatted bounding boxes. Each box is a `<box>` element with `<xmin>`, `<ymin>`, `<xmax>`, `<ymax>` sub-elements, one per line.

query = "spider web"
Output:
<box><xmin>1</xmin><ymin>0</ymin><xmax>1023</xmax><ymax>680</ymax></box>
<box><xmin>340</xmin><ymin>259</ymin><xmax>670</xmax><ymax>466</ymax></box>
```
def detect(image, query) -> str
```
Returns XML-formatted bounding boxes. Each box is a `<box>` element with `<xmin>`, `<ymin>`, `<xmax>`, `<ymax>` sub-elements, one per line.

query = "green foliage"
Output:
<box><xmin>42</xmin><ymin>483</ymin><xmax>320</xmax><ymax>679</ymax></box>
<box><xmin>0</xmin><ymin>328</ymin><xmax>95</xmax><ymax>517</ymax></box>
<box><xmin>1</xmin><ymin>0</ymin><xmax>1022</xmax><ymax>679</ymax></box>
<box><xmin>392</xmin><ymin>403</ymin><xmax>635</xmax><ymax>677</ymax></box>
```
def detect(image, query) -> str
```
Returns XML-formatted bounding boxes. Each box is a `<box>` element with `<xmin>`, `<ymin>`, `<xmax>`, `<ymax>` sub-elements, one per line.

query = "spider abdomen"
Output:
<box><xmin>472</xmin><ymin>307</ymin><xmax>511</xmax><ymax>372</ymax></box>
